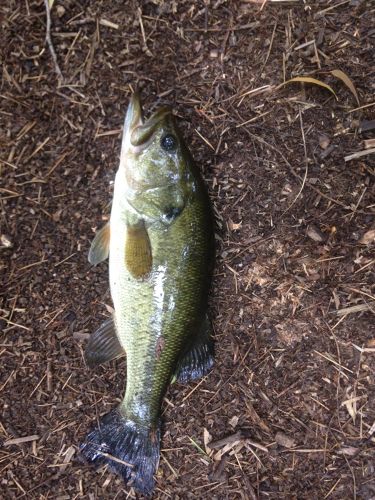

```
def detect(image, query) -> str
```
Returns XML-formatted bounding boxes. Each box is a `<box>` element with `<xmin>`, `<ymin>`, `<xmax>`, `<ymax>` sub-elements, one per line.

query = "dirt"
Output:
<box><xmin>1</xmin><ymin>1</ymin><xmax>375</xmax><ymax>498</ymax></box>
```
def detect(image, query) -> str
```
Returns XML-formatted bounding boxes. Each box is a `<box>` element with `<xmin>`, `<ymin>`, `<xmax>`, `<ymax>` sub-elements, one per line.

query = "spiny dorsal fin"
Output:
<box><xmin>88</xmin><ymin>222</ymin><xmax>110</xmax><ymax>265</ymax></box>
<box><xmin>125</xmin><ymin>220</ymin><xmax>152</xmax><ymax>279</ymax></box>
<box><xmin>85</xmin><ymin>317</ymin><xmax>125</xmax><ymax>368</ymax></box>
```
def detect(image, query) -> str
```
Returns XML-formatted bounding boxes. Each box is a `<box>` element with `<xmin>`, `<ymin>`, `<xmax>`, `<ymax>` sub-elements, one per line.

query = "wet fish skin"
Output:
<box><xmin>81</xmin><ymin>93</ymin><xmax>214</xmax><ymax>495</ymax></box>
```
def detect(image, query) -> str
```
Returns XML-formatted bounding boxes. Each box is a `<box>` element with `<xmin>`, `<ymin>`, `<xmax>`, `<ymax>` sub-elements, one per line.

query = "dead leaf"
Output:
<box><xmin>331</xmin><ymin>69</ymin><xmax>360</xmax><ymax>106</ymax></box>
<box><xmin>359</xmin><ymin>229</ymin><xmax>375</xmax><ymax>245</ymax></box>
<box><xmin>278</xmin><ymin>77</ymin><xmax>337</xmax><ymax>100</ymax></box>
<box><xmin>275</xmin><ymin>432</ymin><xmax>296</xmax><ymax>449</ymax></box>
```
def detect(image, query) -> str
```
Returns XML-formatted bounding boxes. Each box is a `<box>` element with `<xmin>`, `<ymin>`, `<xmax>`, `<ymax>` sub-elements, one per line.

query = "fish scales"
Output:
<box><xmin>111</xmin><ymin>178</ymin><xmax>211</xmax><ymax>424</ymax></box>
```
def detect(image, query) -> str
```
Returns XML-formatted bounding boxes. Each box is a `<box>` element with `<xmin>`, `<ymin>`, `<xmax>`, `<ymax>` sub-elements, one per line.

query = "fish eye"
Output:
<box><xmin>160</xmin><ymin>134</ymin><xmax>177</xmax><ymax>152</ymax></box>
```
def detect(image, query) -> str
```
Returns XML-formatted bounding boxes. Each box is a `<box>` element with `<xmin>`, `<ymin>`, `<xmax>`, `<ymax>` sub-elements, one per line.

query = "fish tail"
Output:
<box><xmin>80</xmin><ymin>409</ymin><xmax>160</xmax><ymax>496</ymax></box>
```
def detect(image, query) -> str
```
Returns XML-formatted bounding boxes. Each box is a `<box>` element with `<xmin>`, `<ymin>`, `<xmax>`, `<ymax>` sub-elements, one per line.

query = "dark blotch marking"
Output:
<box><xmin>164</xmin><ymin>206</ymin><xmax>182</xmax><ymax>221</ymax></box>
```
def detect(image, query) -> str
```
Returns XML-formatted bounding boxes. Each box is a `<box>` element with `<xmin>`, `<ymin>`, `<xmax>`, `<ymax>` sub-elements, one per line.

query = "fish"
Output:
<box><xmin>80</xmin><ymin>92</ymin><xmax>215</xmax><ymax>495</ymax></box>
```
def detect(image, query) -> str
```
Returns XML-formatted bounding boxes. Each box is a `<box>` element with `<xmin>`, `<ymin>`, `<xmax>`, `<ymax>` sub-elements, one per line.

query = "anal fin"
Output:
<box><xmin>88</xmin><ymin>222</ymin><xmax>110</xmax><ymax>265</ymax></box>
<box><xmin>85</xmin><ymin>317</ymin><xmax>125</xmax><ymax>368</ymax></box>
<box><xmin>175</xmin><ymin>316</ymin><xmax>214</xmax><ymax>384</ymax></box>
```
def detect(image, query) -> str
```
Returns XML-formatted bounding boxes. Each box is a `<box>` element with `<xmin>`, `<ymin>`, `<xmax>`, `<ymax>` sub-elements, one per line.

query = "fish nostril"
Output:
<box><xmin>164</xmin><ymin>206</ymin><xmax>182</xmax><ymax>221</ymax></box>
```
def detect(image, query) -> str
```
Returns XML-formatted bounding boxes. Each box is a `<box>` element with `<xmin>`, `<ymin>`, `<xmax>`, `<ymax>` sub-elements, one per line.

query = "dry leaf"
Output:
<box><xmin>331</xmin><ymin>69</ymin><xmax>360</xmax><ymax>106</ymax></box>
<box><xmin>279</xmin><ymin>77</ymin><xmax>337</xmax><ymax>100</ymax></box>
<box><xmin>359</xmin><ymin>229</ymin><xmax>375</xmax><ymax>245</ymax></box>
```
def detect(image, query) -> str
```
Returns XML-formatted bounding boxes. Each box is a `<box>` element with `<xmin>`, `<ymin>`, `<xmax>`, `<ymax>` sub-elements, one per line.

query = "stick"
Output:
<box><xmin>44</xmin><ymin>0</ymin><xmax>63</xmax><ymax>80</ymax></box>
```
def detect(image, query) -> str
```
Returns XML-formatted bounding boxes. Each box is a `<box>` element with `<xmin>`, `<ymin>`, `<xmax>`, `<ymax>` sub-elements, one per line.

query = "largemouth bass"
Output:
<box><xmin>80</xmin><ymin>93</ymin><xmax>215</xmax><ymax>495</ymax></box>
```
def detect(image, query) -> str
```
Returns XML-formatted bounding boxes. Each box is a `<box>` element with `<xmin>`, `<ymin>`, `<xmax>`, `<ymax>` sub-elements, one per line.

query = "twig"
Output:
<box><xmin>282</xmin><ymin>109</ymin><xmax>308</xmax><ymax>214</ymax></box>
<box><xmin>344</xmin><ymin>148</ymin><xmax>375</xmax><ymax>162</ymax></box>
<box><xmin>44</xmin><ymin>0</ymin><xmax>63</xmax><ymax>80</ymax></box>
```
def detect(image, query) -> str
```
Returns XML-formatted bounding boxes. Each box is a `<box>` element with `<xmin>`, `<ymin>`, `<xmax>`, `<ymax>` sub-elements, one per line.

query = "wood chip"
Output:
<box><xmin>359</xmin><ymin>229</ymin><xmax>375</xmax><ymax>245</ymax></box>
<box><xmin>359</xmin><ymin>119</ymin><xmax>375</xmax><ymax>133</ymax></box>
<box><xmin>210</xmin><ymin>431</ymin><xmax>247</xmax><ymax>449</ymax></box>
<box><xmin>337</xmin><ymin>304</ymin><xmax>373</xmax><ymax>316</ymax></box>
<box><xmin>275</xmin><ymin>432</ymin><xmax>296</xmax><ymax>448</ymax></box>
<box><xmin>319</xmin><ymin>134</ymin><xmax>330</xmax><ymax>150</ymax></box>
<box><xmin>306</xmin><ymin>224</ymin><xmax>325</xmax><ymax>242</ymax></box>
<box><xmin>99</xmin><ymin>19</ymin><xmax>119</xmax><ymax>30</ymax></box>
<box><xmin>344</xmin><ymin>147</ymin><xmax>375</xmax><ymax>161</ymax></box>
<box><xmin>5</xmin><ymin>435</ymin><xmax>39</xmax><ymax>446</ymax></box>
<box><xmin>338</xmin><ymin>446</ymin><xmax>359</xmax><ymax>456</ymax></box>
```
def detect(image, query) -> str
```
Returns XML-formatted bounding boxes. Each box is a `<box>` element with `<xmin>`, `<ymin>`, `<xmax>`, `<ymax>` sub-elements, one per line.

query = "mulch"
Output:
<box><xmin>1</xmin><ymin>0</ymin><xmax>374</xmax><ymax>498</ymax></box>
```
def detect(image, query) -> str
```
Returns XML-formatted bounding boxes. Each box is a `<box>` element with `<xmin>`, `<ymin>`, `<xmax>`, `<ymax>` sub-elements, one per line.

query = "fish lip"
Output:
<box><xmin>130</xmin><ymin>107</ymin><xmax>173</xmax><ymax>149</ymax></box>
<box><xmin>123</xmin><ymin>92</ymin><xmax>174</xmax><ymax>154</ymax></box>
<box><xmin>125</xmin><ymin>92</ymin><xmax>144</xmax><ymax>132</ymax></box>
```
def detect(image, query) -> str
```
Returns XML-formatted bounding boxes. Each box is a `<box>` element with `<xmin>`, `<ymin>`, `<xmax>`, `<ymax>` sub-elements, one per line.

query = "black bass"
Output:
<box><xmin>80</xmin><ymin>93</ymin><xmax>215</xmax><ymax>495</ymax></box>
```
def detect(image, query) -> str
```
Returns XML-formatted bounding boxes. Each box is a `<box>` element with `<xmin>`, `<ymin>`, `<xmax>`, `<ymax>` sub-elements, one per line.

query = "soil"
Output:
<box><xmin>1</xmin><ymin>1</ymin><xmax>375</xmax><ymax>499</ymax></box>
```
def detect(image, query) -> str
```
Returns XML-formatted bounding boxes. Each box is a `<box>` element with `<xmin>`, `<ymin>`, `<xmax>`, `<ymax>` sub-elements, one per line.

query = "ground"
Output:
<box><xmin>1</xmin><ymin>0</ymin><xmax>375</xmax><ymax>498</ymax></box>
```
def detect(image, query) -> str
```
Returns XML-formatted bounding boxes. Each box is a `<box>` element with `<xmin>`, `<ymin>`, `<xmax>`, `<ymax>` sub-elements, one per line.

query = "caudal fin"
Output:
<box><xmin>80</xmin><ymin>409</ymin><xmax>160</xmax><ymax>496</ymax></box>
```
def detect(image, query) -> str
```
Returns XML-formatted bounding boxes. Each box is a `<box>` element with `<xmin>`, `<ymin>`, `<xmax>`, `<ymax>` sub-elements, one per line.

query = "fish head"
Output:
<box><xmin>119</xmin><ymin>93</ymin><xmax>194</xmax><ymax>224</ymax></box>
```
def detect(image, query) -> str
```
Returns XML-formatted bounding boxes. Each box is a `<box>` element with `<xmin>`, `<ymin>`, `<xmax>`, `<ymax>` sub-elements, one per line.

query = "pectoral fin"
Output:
<box><xmin>88</xmin><ymin>222</ymin><xmax>110</xmax><ymax>265</ymax></box>
<box><xmin>125</xmin><ymin>220</ymin><xmax>152</xmax><ymax>279</ymax></box>
<box><xmin>85</xmin><ymin>317</ymin><xmax>125</xmax><ymax>368</ymax></box>
<box><xmin>174</xmin><ymin>315</ymin><xmax>214</xmax><ymax>383</ymax></box>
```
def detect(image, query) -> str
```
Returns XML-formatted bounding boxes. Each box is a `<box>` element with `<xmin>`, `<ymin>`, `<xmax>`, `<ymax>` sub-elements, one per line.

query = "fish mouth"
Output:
<box><xmin>125</xmin><ymin>93</ymin><xmax>173</xmax><ymax>150</ymax></box>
